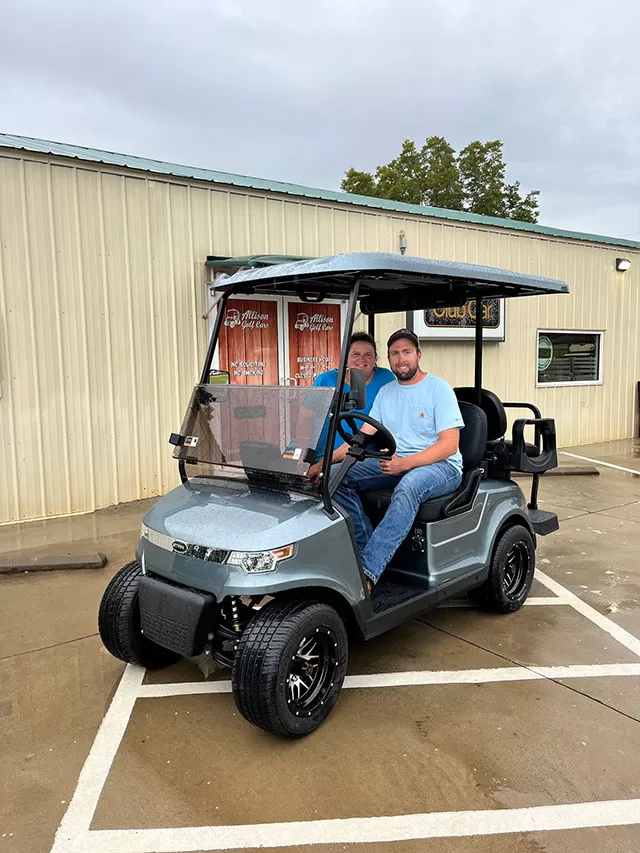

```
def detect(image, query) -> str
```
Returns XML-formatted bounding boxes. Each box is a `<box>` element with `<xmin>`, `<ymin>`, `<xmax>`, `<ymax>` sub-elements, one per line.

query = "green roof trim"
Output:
<box><xmin>2</xmin><ymin>132</ymin><xmax>639</xmax><ymax>250</ymax></box>
<box><xmin>205</xmin><ymin>254</ymin><xmax>308</xmax><ymax>269</ymax></box>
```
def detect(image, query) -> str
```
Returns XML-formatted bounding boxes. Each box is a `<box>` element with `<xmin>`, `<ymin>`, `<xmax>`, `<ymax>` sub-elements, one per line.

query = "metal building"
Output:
<box><xmin>1</xmin><ymin>133</ymin><xmax>639</xmax><ymax>524</ymax></box>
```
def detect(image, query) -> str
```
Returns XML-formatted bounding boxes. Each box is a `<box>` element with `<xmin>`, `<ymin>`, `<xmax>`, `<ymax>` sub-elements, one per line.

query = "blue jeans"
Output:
<box><xmin>334</xmin><ymin>458</ymin><xmax>462</xmax><ymax>583</ymax></box>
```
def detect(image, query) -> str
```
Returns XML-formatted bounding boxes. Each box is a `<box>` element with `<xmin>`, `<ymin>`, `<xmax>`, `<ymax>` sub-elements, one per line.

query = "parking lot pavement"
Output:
<box><xmin>0</xmin><ymin>499</ymin><xmax>156</xmax><ymax>656</ymax></box>
<box><xmin>538</xmin><ymin>438</ymin><xmax>640</xmax><ymax>641</ymax></box>
<box><xmin>91</xmin><ymin>678</ymin><xmax>640</xmax><ymax>831</ymax></box>
<box><xmin>1</xmin><ymin>440</ymin><xmax>639</xmax><ymax>853</ymax></box>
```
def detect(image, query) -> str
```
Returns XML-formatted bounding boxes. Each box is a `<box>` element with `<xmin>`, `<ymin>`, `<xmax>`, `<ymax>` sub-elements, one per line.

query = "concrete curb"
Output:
<box><xmin>545</xmin><ymin>465</ymin><xmax>600</xmax><ymax>476</ymax></box>
<box><xmin>0</xmin><ymin>553</ymin><xmax>108</xmax><ymax>574</ymax></box>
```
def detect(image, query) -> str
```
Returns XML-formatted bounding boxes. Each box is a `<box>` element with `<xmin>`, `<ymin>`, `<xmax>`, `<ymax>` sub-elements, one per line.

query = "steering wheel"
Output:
<box><xmin>336</xmin><ymin>411</ymin><xmax>396</xmax><ymax>459</ymax></box>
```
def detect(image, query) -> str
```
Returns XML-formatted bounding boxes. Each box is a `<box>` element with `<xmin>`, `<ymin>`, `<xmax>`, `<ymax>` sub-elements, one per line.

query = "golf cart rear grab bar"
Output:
<box><xmin>502</xmin><ymin>401</ymin><xmax>543</xmax><ymax>420</ymax></box>
<box><xmin>510</xmin><ymin>418</ymin><xmax>558</xmax><ymax>473</ymax></box>
<box><xmin>502</xmin><ymin>401</ymin><xmax>544</xmax><ymax>453</ymax></box>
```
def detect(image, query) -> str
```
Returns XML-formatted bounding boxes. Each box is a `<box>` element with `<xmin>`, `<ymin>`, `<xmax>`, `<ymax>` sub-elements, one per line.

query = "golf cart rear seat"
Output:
<box><xmin>453</xmin><ymin>387</ymin><xmax>558</xmax><ymax>475</ymax></box>
<box><xmin>360</xmin><ymin>400</ymin><xmax>488</xmax><ymax>524</ymax></box>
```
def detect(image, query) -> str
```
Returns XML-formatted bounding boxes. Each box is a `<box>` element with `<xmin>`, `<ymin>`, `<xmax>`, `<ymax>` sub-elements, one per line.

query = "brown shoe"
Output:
<box><xmin>366</xmin><ymin>578</ymin><xmax>374</xmax><ymax>595</ymax></box>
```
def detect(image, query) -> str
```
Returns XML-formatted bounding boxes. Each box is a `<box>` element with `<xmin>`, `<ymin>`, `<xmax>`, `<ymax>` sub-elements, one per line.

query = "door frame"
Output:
<box><xmin>208</xmin><ymin>293</ymin><xmax>346</xmax><ymax>385</ymax></box>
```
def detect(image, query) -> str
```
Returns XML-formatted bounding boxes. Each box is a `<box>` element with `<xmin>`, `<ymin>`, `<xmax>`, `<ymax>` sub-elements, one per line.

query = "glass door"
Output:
<box><xmin>209</xmin><ymin>295</ymin><xmax>345</xmax><ymax>387</ymax></box>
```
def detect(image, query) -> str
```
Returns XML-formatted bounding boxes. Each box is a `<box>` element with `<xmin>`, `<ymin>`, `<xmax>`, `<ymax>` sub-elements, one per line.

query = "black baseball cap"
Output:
<box><xmin>387</xmin><ymin>328</ymin><xmax>420</xmax><ymax>350</ymax></box>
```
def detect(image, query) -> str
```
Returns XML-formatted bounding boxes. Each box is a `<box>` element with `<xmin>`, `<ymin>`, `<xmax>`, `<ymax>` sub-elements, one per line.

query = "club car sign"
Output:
<box><xmin>413</xmin><ymin>298</ymin><xmax>505</xmax><ymax>341</ymax></box>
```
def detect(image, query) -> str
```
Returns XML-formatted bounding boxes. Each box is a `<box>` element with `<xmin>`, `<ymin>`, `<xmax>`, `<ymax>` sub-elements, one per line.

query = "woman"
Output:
<box><xmin>308</xmin><ymin>332</ymin><xmax>394</xmax><ymax>478</ymax></box>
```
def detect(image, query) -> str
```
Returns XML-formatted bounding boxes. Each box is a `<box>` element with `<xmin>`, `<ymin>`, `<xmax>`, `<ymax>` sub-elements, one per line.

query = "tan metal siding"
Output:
<box><xmin>1</xmin><ymin>148</ymin><xmax>639</xmax><ymax>523</ymax></box>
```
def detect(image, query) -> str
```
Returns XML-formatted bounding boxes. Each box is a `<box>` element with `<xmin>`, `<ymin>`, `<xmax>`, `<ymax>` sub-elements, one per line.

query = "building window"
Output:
<box><xmin>537</xmin><ymin>331</ymin><xmax>603</xmax><ymax>387</ymax></box>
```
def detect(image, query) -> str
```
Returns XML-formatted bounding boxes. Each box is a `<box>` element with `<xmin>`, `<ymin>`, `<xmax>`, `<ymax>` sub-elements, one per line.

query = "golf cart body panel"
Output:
<box><xmin>142</xmin><ymin>478</ymin><xmax>330</xmax><ymax>553</ymax></box>
<box><xmin>387</xmin><ymin>479</ymin><xmax>532</xmax><ymax>584</ymax></box>
<box><xmin>138</xmin><ymin>479</ymin><xmax>366</xmax><ymax>607</ymax></box>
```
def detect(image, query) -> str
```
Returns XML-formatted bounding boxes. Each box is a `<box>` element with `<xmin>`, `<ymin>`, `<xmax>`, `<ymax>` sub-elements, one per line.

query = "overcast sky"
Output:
<box><xmin>2</xmin><ymin>0</ymin><xmax>639</xmax><ymax>240</ymax></box>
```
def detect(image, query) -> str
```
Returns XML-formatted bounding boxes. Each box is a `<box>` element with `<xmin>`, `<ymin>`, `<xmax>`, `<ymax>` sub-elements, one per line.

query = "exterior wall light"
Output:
<box><xmin>399</xmin><ymin>232</ymin><xmax>407</xmax><ymax>255</ymax></box>
<box><xmin>616</xmin><ymin>258</ymin><xmax>631</xmax><ymax>272</ymax></box>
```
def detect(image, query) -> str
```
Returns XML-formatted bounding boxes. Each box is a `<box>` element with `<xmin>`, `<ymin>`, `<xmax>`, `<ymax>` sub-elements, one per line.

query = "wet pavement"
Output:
<box><xmin>1</xmin><ymin>440</ymin><xmax>639</xmax><ymax>853</ymax></box>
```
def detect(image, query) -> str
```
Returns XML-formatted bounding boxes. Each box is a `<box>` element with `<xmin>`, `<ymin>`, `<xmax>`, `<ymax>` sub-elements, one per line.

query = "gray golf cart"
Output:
<box><xmin>99</xmin><ymin>253</ymin><xmax>568</xmax><ymax>737</ymax></box>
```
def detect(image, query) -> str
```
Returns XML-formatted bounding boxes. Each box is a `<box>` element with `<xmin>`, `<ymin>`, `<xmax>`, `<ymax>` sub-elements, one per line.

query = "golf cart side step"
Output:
<box><xmin>528</xmin><ymin>508</ymin><xmax>559</xmax><ymax>536</ymax></box>
<box><xmin>371</xmin><ymin>580</ymin><xmax>426</xmax><ymax>614</ymax></box>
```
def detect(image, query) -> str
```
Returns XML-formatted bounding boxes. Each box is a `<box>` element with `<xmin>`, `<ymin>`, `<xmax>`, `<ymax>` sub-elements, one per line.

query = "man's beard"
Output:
<box><xmin>393</xmin><ymin>364</ymin><xmax>419</xmax><ymax>382</ymax></box>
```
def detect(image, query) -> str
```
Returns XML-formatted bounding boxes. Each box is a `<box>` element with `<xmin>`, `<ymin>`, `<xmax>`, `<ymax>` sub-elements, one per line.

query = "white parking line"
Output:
<box><xmin>560</xmin><ymin>451</ymin><xmax>640</xmax><ymax>476</ymax></box>
<box><xmin>526</xmin><ymin>596</ymin><xmax>570</xmax><ymax>605</ymax></box>
<box><xmin>137</xmin><ymin>662</ymin><xmax>640</xmax><ymax>698</ymax></box>
<box><xmin>51</xmin><ymin>665</ymin><xmax>145</xmax><ymax>852</ymax></box>
<box><xmin>73</xmin><ymin>798</ymin><xmax>640</xmax><ymax>852</ymax></box>
<box><xmin>536</xmin><ymin>569</ymin><xmax>640</xmax><ymax>659</ymax></box>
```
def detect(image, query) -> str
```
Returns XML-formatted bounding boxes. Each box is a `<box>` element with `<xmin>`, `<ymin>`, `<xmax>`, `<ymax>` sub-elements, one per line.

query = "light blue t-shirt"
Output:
<box><xmin>369</xmin><ymin>373</ymin><xmax>464</xmax><ymax>471</ymax></box>
<box><xmin>312</xmin><ymin>366</ymin><xmax>395</xmax><ymax>458</ymax></box>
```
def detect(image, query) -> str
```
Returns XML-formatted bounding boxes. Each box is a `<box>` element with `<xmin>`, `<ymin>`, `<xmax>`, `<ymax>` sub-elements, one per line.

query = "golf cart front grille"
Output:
<box><xmin>143</xmin><ymin>526</ymin><xmax>229</xmax><ymax>563</ymax></box>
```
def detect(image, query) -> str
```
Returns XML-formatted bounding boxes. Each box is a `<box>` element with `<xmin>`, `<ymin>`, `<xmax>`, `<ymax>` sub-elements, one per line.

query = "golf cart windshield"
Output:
<box><xmin>172</xmin><ymin>384</ymin><xmax>334</xmax><ymax>483</ymax></box>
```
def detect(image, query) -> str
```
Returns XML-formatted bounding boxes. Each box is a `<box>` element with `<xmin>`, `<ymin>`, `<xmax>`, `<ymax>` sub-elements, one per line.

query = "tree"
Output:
<box><xmin>341</xmin><ymin>136</ymin><xmax>539</xmax><ymax>223</ymax></box>
<box><xmin>422</xmin><ymin>136</ymin><xmax>464</xmax><ymax>211</ymax></box>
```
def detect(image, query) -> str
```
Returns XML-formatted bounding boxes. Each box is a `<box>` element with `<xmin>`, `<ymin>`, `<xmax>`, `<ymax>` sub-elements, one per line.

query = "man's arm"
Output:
<box><xmin>379</xmin><ymin>428</ymin><xmax>459</xmax><ymax>475</ymax></box>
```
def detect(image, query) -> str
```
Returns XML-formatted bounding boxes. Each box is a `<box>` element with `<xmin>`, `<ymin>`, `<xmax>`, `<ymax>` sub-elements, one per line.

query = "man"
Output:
<box><xmin>334</xmin><ymin>329</ymin><xmax>464</xmax><ymax>590</ymax></box>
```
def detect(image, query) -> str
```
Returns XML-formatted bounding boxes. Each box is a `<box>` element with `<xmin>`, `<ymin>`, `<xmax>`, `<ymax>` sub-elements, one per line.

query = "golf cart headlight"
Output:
<box><xmin>227</xmin><ymin>544</ymin><xmax>295</xmax><ymax>574</ymax></box>
<box><xmin>141</xmin><ymin>523</ymin><xmax>149</xmax><ymax>540</ymax></box>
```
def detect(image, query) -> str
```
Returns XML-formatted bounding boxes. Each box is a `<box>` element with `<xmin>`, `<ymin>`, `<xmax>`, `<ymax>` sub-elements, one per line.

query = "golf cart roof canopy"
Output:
<box><xmin>213</xmin><ymin>252</ymin><xmax>569</xmax><ymax>312</ymax></box>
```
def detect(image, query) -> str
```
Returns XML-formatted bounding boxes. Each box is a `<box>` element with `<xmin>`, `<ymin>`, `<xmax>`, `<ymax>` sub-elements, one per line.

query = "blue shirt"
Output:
<box><xmin>369</xmin><ymin>373</ymin><xmax>464</xmax><ymax>471</ymax></box>
<box><xmin>312</xmin><ymin>367</ymin><xmax>395</xmax><ymax>459</ymax></box>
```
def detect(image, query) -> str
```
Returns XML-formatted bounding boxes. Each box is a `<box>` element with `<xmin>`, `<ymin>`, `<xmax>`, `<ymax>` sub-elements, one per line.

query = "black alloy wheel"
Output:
<box><xmin>503</xmin><ymin>540</ymin><xmax>529</xmax><ymax>597</ymax></box>
<box><xmin>232</xmin><ymin>599</ymin><xmax>348</xmax><ymax>737</ymax></box>
<box><xmin>286</xmin><ymin>627</ymin><xmax>339</xmax><ymax>719</ymax></box>
<box><xmin>468</xmin><ymin>524</ymin><xmax>535</xmax><ymax>613</ymax></box>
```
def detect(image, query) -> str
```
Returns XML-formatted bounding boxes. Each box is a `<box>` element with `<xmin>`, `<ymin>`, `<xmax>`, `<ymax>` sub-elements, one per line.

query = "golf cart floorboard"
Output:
<box><xmin>371</xmin><ymin>579</ymin><xmax>426</xmax><ymax>614</ymax></box>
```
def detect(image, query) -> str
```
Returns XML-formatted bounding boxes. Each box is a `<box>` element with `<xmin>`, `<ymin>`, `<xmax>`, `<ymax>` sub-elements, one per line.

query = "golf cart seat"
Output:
<box><xmin>453</xmin><ymin>387</ymin><xmax>556</xmax><ymax>474</ymax></box>
<box><xmin>359</xmin><ymin>400</ymin><xmax>488</xmax><ymax>524</ymax></box>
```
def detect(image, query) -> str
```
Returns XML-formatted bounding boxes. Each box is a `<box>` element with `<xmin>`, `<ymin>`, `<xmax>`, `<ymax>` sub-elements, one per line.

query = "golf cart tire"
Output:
<box><xmin>98</xmin><ymin>561</ymin><xmax>181</xmax><ymax>669</ymax></box>
<box><xmin>469</xmin><ymin>524</ymin><xmax>535</xmax><ymax>613</ymax></box>
<box><xmin>232</xmin><ymin>599</ymin><xmax>348</xmax><ymax>738</ymax></box>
